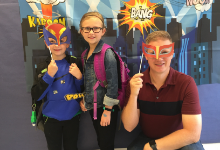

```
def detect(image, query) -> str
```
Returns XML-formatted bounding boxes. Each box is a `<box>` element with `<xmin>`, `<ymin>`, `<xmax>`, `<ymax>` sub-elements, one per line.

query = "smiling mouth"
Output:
<box><xmin>88</xmin><ymin>37</ymin><xmax>95</xmax><ymax>39</ymax></box>
<box><xmin>155</xmin><ymin>63</ymin><xmax>164</xmax><ymax>66</ymax></box>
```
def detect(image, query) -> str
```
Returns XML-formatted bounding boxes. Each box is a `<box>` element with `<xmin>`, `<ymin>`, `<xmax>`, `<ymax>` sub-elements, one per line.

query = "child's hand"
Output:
<box><xmin>69</xmin><ymin>63</ymin><xmax>82</xmax><ymax>80</ymax></box>
<box><xmin>48</xmin><ymin>60</ymin><xmax>58</xmax><ymax>77</ymax></box>
<box><xmin>100</xmin><ymin>110</ymin><xmax>111</xmax><ymax>126</ymax></box>
<box><xmin>80</xmin><ymin>99</ymin><xmax>87</xmax><ymax>112</ymax></box>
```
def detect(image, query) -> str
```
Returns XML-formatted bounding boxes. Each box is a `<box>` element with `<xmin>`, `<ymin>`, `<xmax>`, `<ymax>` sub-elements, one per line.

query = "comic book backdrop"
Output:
<box><xmin>18</xmin><ymin>0</ymin><xmax>220</xmax><ymax>92</ymax></box>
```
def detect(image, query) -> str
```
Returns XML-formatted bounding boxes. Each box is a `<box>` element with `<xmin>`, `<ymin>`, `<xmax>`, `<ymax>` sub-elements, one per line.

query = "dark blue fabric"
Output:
<box><xmin>127</xmin><ymin>132</ymin><xmax>204</xmax><ymax>150</ymax></box>
<box><xmin>39</xmin><ymin>58</ymin><xmax>84</xmax><ymax>121</ymax></box>
<box><xmin>82</xmin><ymin>40</ymin><xmax>118</xmax><ymax>110</ymax></box>
<box><xmin>198</xmin><ymin>83</ymin><xmax>220</xmax><ymax>143</ymax></box>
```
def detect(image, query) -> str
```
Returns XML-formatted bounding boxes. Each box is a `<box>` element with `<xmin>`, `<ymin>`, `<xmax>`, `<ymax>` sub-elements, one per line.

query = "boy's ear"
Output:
<box><xmin>80</xmin><ymin>29</ymin><xmax>83</xmax><ymax>35</ymax></box>
<box><xmin>171</xmin><ymin>54</ymin><xmax>174</xmax><ymax>59</ymax></box>
<box><xmin>66</xmin><ymin>44</ymin><xmax>70</xmax><ymax>48</ymax></box>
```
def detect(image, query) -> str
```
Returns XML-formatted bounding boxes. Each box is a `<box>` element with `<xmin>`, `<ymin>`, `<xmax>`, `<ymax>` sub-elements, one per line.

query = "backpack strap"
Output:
<box><xmin>94</xmin><ymin>43</ymin><xmax>112</xmax><ymax>88</ymax></box>
<box><xmin>81</xmin><ymin>48</ymin><xmax>99</xmax><ymax>119</ymax></box>
<box><xmin>93</xmin><ymin>43</ymin><xmax>112</xmax><ymax>120</ymax></box>
<box><xmin>81</xmin><ymin>49</ymin><xmax>88</xmax><ymax>69</ymax></box>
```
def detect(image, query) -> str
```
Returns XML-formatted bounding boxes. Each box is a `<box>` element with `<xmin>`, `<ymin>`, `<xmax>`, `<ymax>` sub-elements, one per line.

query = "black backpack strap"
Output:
<box><xmin>36</xmin><ymin>98</ymin><xmax>45</xmax><ymax>131</ymax></box>
<box><xmin>53</xmin><ymin>73</ymin><xmax>68</xmax><ymax>82</ymax></box>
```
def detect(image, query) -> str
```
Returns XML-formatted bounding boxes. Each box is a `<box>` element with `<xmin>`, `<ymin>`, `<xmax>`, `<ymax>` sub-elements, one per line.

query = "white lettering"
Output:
<box><xmin>186</xmin><ymin>0</ymin><xmax>210</xmax><ymax>6</ymax></box>
<box><xmin>205</xmin><ymin>0</ymin><xmax>210</xmax><ymax>4</ymax></box>
<box><xmin>199</xmin><ymin>0</ymin><xmax>205</xmax><ymax>4</ymax></box>
<box><xmin>130</xmin><ymin>7</ymin><xmax>153</xmax><ymax>20</ymax></box>
<box><xmin>186</xmin><ymin>0</ymin><xmax>193</xmax><ymax>6</ymax></box>
<box><xmin>136</xmin><ymin>9</ymin><xmax>141</xmax><ymax>18</ymax></box>
<box><xmin>146</xmin><ymin>9</ymin><xmax>153</xmax><ymax>20</ymax></box>
<box><xmin>193</xmin><ymin>0</ymin><xmax>199</xmax><ymax>5</ymax></box>
<box><xmin>131</xmin><ymin>7</ymin><xmax>136</xmax><ymax>18</ymax></box>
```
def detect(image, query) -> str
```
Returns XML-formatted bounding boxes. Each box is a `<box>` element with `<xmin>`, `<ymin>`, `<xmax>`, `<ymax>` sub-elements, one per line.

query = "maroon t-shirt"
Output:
<box><xmin>125</xmin><ymin>67</ymin><xmax>201</xmax><ymax>139</ymax></box>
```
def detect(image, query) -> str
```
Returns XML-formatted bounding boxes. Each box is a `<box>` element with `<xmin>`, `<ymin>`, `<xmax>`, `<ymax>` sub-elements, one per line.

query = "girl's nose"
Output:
<box><xmin>89</xmin><ymin>29</ymin><xmax>94</xmax><ymax>34</ymax></box>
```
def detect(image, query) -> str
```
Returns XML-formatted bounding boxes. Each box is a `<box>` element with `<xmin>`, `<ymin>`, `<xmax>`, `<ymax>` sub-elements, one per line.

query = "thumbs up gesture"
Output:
<box><xmin>48</xmin><ymin>60</ymin><xmax>58</xmax><ymax>77</ymax></box>
<box><xmin>69</xmin><ymin>63</ymin><xmax>82</xmax><ymax>80</ymax></box>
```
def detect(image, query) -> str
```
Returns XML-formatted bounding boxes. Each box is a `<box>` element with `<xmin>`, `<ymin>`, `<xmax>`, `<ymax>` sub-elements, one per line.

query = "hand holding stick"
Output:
<box><xmin>139</xmin><ymin>53</ymin><xmax>143</xmax><ymax>73</ymax></box>
<box><xmin>49</xmin><ymin>47</ymin><xmax>53</xmax><ymax>60</ymax></box>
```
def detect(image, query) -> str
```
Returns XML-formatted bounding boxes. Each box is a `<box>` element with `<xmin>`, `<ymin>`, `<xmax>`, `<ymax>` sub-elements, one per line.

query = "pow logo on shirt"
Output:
<box><xmin>64</xmin><ymin>93</ymin><xmax>84</xmax><ymax>101</ymax></box>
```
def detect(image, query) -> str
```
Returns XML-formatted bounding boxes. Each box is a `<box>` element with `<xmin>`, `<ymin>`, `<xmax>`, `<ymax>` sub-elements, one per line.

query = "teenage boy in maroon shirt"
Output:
<box><xmin>122</xmin><ymin>31</ymin><xmax>204</xmax><ymax>150</ymax></box>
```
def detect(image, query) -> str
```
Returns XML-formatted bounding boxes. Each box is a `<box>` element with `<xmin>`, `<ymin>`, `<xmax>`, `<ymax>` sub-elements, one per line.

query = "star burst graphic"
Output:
<box><xmin>118</xmin><ymin>0</ymin><xmax>162</xmax><ymax>35</ymax></box>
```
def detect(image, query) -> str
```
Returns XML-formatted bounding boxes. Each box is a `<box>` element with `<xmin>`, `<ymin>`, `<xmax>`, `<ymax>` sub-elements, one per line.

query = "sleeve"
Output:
<box><xmin>103</xmin><ymin>49</ymin><xmax>119</xmax><ymax>106</ymax></box>
<box><xmin>31</xmin><ymin>67</ymin><xmax>55</xmax><ymax>102</ymax></box>
<box><xmin>74</xmin><ymin>57</ymin><xmax>84</xmax><ymax>93</ymax></box>
<box><xmin>75</xmin><ymin>76</ymin><xmax>84</xmax><ymax>93</ymax></box>
<box><xmin>74</xmin><ymin>76</ymin><xmax>84</xmax><ymax>103</ymax></box>
<box><xmin>75</xmin><ymin>56</ymin><xmax>83</xmax><ymax>74</ymax></box>
<box><xmin>181</xmin><ymin>77</ymin><xmax>202</xmax><ymax>114</ymax></box>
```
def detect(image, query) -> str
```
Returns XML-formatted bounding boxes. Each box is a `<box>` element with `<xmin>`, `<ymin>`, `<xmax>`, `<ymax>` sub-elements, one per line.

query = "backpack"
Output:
<box><xmin>81</xmin><ymin>43</ymin><xmax>130</xmax><ymax>119</ymax></box>
<box><xmin>31</xmin><ymin>54</ymin><xmax>83</xmax><ymax>130</ymax></box>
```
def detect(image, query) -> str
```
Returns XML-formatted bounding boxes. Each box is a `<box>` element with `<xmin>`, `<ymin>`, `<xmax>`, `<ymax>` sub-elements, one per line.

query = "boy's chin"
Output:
<box><xmin>52</xmin><ymin>53</ymin><xmax>66</xmax><ymax>59</ymax></box>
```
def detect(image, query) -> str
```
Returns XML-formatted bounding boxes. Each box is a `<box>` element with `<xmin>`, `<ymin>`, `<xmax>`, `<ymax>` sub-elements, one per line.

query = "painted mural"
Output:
<box><xmin>17</xmin><ymin>0</ymin><xmax>220</xmax><ymax>92</ymax></box>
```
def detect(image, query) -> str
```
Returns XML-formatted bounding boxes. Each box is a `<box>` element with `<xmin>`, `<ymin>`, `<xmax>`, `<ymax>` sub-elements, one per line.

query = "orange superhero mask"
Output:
<box><xmin>142</xmin><ymin>42</ymin><xmax>174</xmax><ymax>59</ymax></box>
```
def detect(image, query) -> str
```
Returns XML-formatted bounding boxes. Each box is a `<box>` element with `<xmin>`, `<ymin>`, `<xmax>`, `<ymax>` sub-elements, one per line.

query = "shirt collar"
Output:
<box><xmin>144</xmin><ymin>67</ymin><xmax>176</xmax><ymax>86</ymax></box>
<box><xmin>83</xmin><ymin>40</ymin><xmax>104</xmax><ymax>59</ymax></box>
<box><xmin>93</xmin><ymin>40</ymin><xmax>104</xmax><ymax>53</ymax></box>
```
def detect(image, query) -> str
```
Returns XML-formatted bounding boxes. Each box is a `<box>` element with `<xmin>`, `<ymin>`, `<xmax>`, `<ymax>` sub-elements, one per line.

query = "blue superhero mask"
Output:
<box><xmin>43</xmin><ymin>23</ymin><xmax>71</xmax><ymax>46</ymax></box>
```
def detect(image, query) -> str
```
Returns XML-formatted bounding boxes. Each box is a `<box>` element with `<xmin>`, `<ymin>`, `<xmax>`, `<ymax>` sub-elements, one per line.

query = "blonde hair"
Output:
<box><xmin>145</xmin><ymin>31</ymin><xmax>172</xmax><ymax>44</ymax></box>
<box><xmin>79</xmin><ymin>12</ymin><xmax>106</xmax><ymax>28</ymax></box>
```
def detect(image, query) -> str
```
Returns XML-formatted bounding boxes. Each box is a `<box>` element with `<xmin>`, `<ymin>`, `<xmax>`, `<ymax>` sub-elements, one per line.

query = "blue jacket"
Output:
<box><xmin>31</xmin><ymin>54</ymin><xmax>84</xmax><ymax>121</ymax></box>
<box><xmin>82</xmin><ymin>40</ymin><xmax>119</xmax><ymax>110</ymax></box>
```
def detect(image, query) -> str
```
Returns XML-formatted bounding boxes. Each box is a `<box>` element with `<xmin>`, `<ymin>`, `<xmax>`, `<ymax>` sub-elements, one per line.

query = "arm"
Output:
<box><xmin>69</xmin><ymin>58</ymin><xmax>84</xmax><ymax>92</ymax></box>
<box><xmin>144</xmin><ymin>77</ymin><xmax>202</xmax><ymax>150</ymax></box>
<box><xmin>100</xmin><ymin>49</ymin><xmax>118</xmax><ymax>126</ymax></box>
<box><xmin>31</xmin><ymin>60</ymin><xmax>57</xmax><ymax>101</ymax></box>
<box><xmin>31</xmin><ymin>67</ymin><xmax>48</xmax><ymax>101</ymax></box>
<box><xmin>31</xmin><ymin>70</ymin><xmax>52</xmax><ymax>102</ymax></box>
<box><xmin>103</xmin><ymin>49</ymin><xmax>119</xmax><ymax>107</ymax></box>
<box><xmin>121</xmin><ymin>73</ymin><xmax>143</xmax><ymax>132</ymax></box>
<box><xmin>35</xmin><ymin>72</ymin><xmax>55</xmax><ymax>101</ymax></box>
<box><xmin>121</xmin><ymin>95</ymin><xmax>140</xmax><ymax>132</ymax></box>
<box><xmin>144</xmin><ymin>114</ymin><xmax>202</xmax><ymax>150</ymax></box>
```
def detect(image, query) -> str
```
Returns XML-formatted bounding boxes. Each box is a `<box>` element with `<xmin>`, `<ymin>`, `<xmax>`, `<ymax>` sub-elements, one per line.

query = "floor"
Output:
<box><xmin>203</xmin><ymin>143</ymin><xmax>220</xmax><ymax>150</ymax></box>
<box><xmin>96</xmin><ymin>143</ymin><xmax>220</xmax><ymax>150</ymax></box>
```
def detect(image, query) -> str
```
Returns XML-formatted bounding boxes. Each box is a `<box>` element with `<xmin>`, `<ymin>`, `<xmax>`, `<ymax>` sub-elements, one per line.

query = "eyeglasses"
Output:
<box><xmin>81</xmin><ymin>27</ymin><xmax>103</xmax><ymax>33</ymax></box>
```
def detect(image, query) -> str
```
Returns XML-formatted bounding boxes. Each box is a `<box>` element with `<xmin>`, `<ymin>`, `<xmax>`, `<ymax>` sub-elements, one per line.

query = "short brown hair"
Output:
<box><xmin>145</xmin><ymin>31</ymin><xmax>172</xmax><ymax>44</ymax></box>
<box><xmin>79</xmin><ymin>12</ymin><xmax>106</xmax><ymax>28</ymax></box>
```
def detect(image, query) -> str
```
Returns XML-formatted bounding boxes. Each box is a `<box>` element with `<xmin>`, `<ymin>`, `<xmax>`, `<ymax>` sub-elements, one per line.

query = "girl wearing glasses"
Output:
<box><xmin>79</xmin><ymin>12</ymin><xmax>119</xmax><ymax>150</ymax></box>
